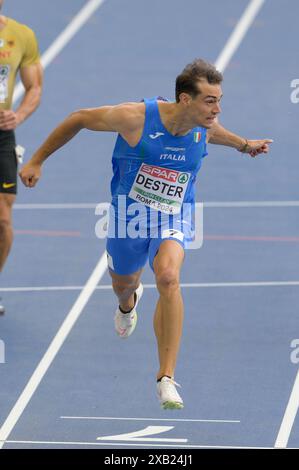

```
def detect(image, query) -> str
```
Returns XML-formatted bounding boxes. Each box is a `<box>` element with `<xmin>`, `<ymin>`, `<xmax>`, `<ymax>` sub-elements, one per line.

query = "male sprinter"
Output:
<box><xmin>0</xmin><ymin>0</ymin><xmax>43</xmax><ymax>314</ymax></box>
<box><xmin>19</xmin><ymin>59</ymin><xmax>272</xmax><ymax>408</ymax></box>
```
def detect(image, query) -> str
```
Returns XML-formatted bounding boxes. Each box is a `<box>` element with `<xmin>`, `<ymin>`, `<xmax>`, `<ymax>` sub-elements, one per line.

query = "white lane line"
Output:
<box><xmin>14</xmin><ymin>203</ymin><xmax>99</xmax><ymax>210</ymax></box>
<box><xmin>177</xmin><ymin>281</ymin><xmax>299</xmax><ymax>288</ymax></box>
<box><xmin>1</xmin><ymin>281</ymin><xmax>299</xmax><ymax>293</ymax></box>
<box><xmin>274</xmin><ymin>369</ymin><xmax>299</xmax><ymax>448</ymax></box>
<box><xmin>0</xmin><ymin>440</ymin><xmax>279</xmax><ymax>449</ymax></box>
<box><xmin>0</xmin><ymin>286</ymin><xmax>84</xmax><ymax>292</ymax></box>
<box><xmin>60</xmin><ymin>416</ymin><xmax>240</xmax><ymax>423</ymax></box>
<box><xmin>215</xmin><ymin>0</ymin><xmax>265</xmax><ymax>71</ymax></box>
<box><xmin>0</xmin><ymin>0</ymin><xmax>262</xmax><ymax>450</ymax></box>
<box><xmin>0</xmin><ymin>253</ymin><xmax>108</xmax><ymax>450</ymax></box>
<box><xmin>13</xmin><ymin>201</ymin><xmax>299</xmax><ymax>209</ymax></box>
<box><xmin>13</xmin><ymin>0</ymin><xmax>106</xmax><ymax>104</ymax></box>
<box><xmin>205</xmin><ymin>201</ymin><xmax>299</xmax><ymax>208</ymax></box>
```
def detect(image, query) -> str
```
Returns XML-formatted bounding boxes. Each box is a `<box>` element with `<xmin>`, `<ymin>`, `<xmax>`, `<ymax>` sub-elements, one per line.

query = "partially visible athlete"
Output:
<box><xmin>0</xmin><ymin>0</ymin><xmax>43</xmax><ymax>314</ymax></box>
<box><xmin>19</xmin><ymin>59</ymin><xmax>272</xmax><ymax>408</ymax></box>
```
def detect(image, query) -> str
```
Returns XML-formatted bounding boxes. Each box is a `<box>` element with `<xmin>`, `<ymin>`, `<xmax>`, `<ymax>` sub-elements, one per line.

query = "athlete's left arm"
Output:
<box><xmin>206</xmin><ymin>120</ymin><xmax>273</xmax><ymax>157</ymax></box>
<box><xmin>0</xmin><ymin>64</ymin><xmax>43</xmax><ymax>131</ymax></box>
<box><xmin>15</xmin><ymin>63</ymin><xmax>43</xmax><ymax>127</ymax></box>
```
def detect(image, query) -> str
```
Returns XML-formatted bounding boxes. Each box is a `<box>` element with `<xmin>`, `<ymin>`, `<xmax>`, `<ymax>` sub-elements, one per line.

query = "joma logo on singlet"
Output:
<box><xmin>149</xmin><ymin>132</ymin><xmax>164</xmax><ymax>139</ymax></box>
<box><xmin>160</xmin><ymin>154</ymin><xmax>186</xmax><ymax>161</ymax></box>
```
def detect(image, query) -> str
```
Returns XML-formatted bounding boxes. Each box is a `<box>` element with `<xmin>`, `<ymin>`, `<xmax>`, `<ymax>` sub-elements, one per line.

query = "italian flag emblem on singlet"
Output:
<box><xmin>194</xmin><ymin>131</ymin><xmax>201</xmax><ymax>143</ymax></box>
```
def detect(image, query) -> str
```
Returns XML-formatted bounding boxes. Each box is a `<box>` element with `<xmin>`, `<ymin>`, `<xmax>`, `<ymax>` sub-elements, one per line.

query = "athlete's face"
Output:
<box><xmin>187</xmin><ymin>80</ymin><xmax>222</xmax><ymax>129</ymax></box>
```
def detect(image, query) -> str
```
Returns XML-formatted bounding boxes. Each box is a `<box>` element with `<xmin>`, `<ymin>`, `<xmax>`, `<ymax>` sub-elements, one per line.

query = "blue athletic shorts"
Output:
<box><xmin>106</xmin><ymin>210</ymin><xmax>192</xmax><ymax>275</ymax></box>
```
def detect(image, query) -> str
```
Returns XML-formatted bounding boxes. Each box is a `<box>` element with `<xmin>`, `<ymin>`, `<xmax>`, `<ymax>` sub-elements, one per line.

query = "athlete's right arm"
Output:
<box><xmin>19</xmin><ymin>104</ymin><xmax>141</xmax><ymax>187</ymax></box>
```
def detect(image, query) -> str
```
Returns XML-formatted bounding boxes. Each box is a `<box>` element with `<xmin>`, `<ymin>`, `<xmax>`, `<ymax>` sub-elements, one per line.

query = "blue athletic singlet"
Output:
<box><xmin>111</xmin><ymin>97</ymin><xmax>207</xmax><ymax>214</ymax></box>
<box><xmin>106</xmin><ymin>97</ymin><xmax>208</xmax><ymax>275</ymax></box>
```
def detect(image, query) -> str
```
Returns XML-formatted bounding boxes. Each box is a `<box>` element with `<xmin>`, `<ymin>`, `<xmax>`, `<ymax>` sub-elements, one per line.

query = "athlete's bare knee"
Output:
<box><xmin>110</xmin><ymin>274</ymin><xmax>139</xmax><ymax>291</ymax></box>
<box><xmin>113</xmin><ymin>280</ymin><xmax>139</xmax><ymax>298</ymax></box>
<box><xmin>0</xmin><ymin>218</ymin><xmax>12</xmax><ymax>240</ymax></box>
<box><xmin>109</xmin><ymin>270</ymin><xmax>140</xmax><ymax>300</ymax></box>
<box><xmin>155</xmin><ymin>267</ymin><xmax>180</xmax><ymax>296</ymax></box>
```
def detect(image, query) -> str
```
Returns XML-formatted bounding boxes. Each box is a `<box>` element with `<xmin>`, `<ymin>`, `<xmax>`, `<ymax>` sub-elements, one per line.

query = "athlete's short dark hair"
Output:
<box><xmin>175</xmin><ymin>59</ymin><xmax>223</xmax><ymax>102</ymax></box>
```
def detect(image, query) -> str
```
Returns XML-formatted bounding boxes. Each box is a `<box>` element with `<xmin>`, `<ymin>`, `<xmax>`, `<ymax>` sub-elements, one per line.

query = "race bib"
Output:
<box><xmin>128</xmin><ymin>163</ymin><xmax>190</xmax><ymax>214</ymax></box>
<box><xmin>0</xmin><ymin>65</ymin><xmax>10</xmax><ymax>103</ymax></box>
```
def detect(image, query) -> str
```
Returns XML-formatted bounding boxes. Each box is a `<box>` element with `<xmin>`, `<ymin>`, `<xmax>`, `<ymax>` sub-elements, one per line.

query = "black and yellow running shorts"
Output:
<box><xmin>0</xmin><ymin>129</ymin><xmax>17</xmax><ymax>194</ymax></box>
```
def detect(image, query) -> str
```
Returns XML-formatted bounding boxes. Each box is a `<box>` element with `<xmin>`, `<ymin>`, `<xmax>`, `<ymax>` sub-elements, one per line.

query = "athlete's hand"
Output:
<box><xmin>19</xmin><ymin>162</ymin><xmax>41</xmax><ymax>187</ymax></box>
<box><xmin>0</xmin><ymin>110</ymin><xmax>19</xmax><ymax>130</ymax></box>
<box><xmin>241</xmin><ymin>139</ymin><xmax>273</xmax><ymax>158</ymax></box>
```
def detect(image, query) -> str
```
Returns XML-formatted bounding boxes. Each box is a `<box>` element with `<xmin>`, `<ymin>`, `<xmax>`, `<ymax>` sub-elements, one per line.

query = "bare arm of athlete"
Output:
<box><xmin>0</xmin><ymin>63</ymin><xmax>43</xmax><ymax>131</ymax></box>
<box><xmin>206</xmin><ymin>120</ymin><xmax>273</xmax><ymax>157</ymax></box>
<box><xmin>19</xmin><ymin>103</ymin><xmax>144</xmax><ymax>187</ymax></box>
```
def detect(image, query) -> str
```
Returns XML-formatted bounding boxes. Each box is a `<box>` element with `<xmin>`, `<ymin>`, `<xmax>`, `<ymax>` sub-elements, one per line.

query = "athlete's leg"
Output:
<box><xmin>152</xmin><ymin>240</ymin><xmax>185</xmax><ymax>380</ymax></box>
<box><xmin>109</xmin><ymin>268</ymin><xmax>143</xmax><ymax>312</ymax></box>
<box><xmin>0</xmin><ymin>193</ymin><xmax>15</xmax><ymax>271</ymax></box>
<box><xmin>106</xmin><ymin>217</ymin><xmax>149</xmax><ymax>337</ymax></box>
<box><xmin>109</xmin><ymin>268</ymin><xmax>144</xmax><ymax>338</ymax></box>
<box><xmin>106</xmin><ymin>235</ymin><xmax>147</xmax><ymax>311</ymax></box>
